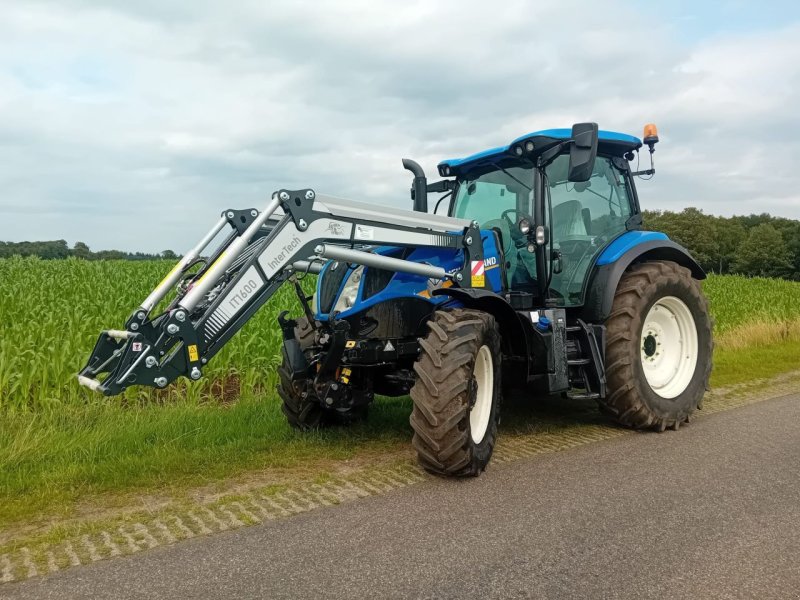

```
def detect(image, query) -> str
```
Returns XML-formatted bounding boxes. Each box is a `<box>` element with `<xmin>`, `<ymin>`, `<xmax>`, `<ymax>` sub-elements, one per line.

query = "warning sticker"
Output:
<box><xmin>131</xmin><ymin>342</ymin><xmax>143</xmax><ymax>352</ymax></box>
<box><xmin>188</xmin><ymin>344</ymin><xmax>199</xmax><ymax>362</ymax></box>
<box><xmin>345</xmin><ymin>340</ymin><xmax>357</xmax><ymax>349</ymax></box>
<box><xmin>471</xmin><ymin>260</ymin><xmax>485</xmax><ymax>287</ymax></box>
<box><xmin>355</xmin><ymin>225</ymin><xmax>374</xmax><ymax>240</ymax></box>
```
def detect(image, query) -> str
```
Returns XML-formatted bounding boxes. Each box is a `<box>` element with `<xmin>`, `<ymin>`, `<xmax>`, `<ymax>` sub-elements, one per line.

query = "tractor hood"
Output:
<box><xmin>314</xmin><ymin>232</ymin><xmax>505</xmax><ymax>322</ymax></box>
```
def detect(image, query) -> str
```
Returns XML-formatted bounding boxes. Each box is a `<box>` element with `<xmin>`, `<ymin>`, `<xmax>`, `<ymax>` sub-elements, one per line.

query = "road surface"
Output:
<box><xmin>6</xmin><ymin>394</ymin><xmax>800</xmax><ymax>599</ymax></box>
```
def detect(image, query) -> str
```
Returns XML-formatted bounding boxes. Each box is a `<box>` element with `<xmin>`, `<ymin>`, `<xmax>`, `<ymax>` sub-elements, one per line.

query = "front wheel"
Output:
<box><xmin>278</xmin><ymin>317</ymin><xmax>369</xmax><ymax>430</ymax></box>
<box><xmin>600</xmin><ymin>260</ymin><xmax>713</xmax><ymax>431</ymax></box>
<box><xmin>410</xmin><ymin>309</ymin><xmax>502</xmax><ymax>477</ymax></box>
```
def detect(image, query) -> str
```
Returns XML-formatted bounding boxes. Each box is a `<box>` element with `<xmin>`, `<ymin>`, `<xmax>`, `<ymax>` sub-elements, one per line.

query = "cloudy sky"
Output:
<box><xmin>1</xmin><ymin>0</ymin><xmax>798</xmax><ymax>252</ymax></box>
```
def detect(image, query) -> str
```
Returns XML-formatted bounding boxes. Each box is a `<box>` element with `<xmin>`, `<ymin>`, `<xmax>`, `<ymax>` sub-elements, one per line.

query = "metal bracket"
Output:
<box><xmin>277</xmin><ymin>189</ymin><xmax>316</xmax><ymax>232</ymax></box>
<box><xmin>224</xmin><ymin>208</ymin><xmax>260</xmax><ymax>236</ymax></box>
<box><xmin>458</xmin><ymin>222</ymin><xmax>487</xmax><ymax>289</ymax></box>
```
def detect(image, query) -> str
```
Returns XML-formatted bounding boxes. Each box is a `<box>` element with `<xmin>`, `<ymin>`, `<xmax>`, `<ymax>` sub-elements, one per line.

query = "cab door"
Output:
<box><xmin>544</xmin><ymin>154</ymin><xmax>633</xmax><ymax>306</ymax></box>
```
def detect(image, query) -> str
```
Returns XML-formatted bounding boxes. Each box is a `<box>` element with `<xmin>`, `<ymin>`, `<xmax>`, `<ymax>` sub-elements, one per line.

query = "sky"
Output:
<box><xmin>0</xmin><ymin>0</ymin><xmax>798</xmax><ymax>253</ymax></box>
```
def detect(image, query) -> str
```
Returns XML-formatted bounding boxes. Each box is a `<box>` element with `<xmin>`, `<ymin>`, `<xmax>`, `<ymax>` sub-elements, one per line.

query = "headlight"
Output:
<box><xmin>332</xmin><ymin>266</ymin><xmax>365</xmax><ymax>313</ymax></box>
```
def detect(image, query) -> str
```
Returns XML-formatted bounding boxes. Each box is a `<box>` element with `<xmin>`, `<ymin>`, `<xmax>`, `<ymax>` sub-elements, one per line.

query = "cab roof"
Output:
<box><xmin>438</xmin><ymin>128</ymin><xmax>642</xmax><ymax>177</ymax></box>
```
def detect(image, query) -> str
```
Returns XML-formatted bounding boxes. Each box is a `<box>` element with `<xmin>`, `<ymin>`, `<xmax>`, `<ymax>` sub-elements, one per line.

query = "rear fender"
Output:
<box><xmin>582</xmin><ymin>239</ymin><xmax>705</xmax><ymax>323</ymax></box>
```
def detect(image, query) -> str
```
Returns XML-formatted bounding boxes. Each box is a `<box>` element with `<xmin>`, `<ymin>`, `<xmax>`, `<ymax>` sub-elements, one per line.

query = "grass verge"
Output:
<box><xmin>2</xmin><ymin>327</ymin><xmax>799</xmax><ymax>535</ymax></box>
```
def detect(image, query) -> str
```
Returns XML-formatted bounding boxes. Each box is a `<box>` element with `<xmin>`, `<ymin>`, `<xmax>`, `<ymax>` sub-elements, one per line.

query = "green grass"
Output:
<box><xmin>0</xmin><ymin>395</ymin><xmax>414</xmax><ymax>527</ymax></box>
<box><xmin>1</xmin><ymin>258</ymin><xmax>800</xmax><ymax>529</ymax></box>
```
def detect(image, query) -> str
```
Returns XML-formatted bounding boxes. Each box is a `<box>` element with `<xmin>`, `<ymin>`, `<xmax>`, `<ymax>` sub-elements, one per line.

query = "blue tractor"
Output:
<box><xmin>79</xmin><ymin>123</ymin><xmax>713</xmax><ymax>477</ymax></box>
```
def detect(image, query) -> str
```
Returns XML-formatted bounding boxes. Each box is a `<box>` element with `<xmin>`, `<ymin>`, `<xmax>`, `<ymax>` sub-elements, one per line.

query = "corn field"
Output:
<box><xmin>1</xmin><ymin>257</ymin><xmax>799</xmax><ymax>412</ymax></box>
<box><xmin>0</xmin><ymin>257</ymin><xmax>312</xmax><ymax>411</ymax></box>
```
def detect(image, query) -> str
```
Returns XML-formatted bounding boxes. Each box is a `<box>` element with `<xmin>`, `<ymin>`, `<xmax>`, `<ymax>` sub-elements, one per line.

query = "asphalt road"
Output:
<box><xmin>6</xmin><ymin>394</ymin><xmax>800</xmax><ymax>600</ymax></box>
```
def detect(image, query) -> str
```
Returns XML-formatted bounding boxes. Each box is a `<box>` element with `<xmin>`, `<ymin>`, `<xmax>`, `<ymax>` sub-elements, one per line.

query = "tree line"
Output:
<box><xmin>3</xmin><ymin>209</ymin><xmax>800</xmax><ymax>280</ymax></box>
<box><xmin>642</xmin><ymin>209</ymin><xmax>800</xmax><ymax>280</ymax></box>
<box><xmin>0</xmin><ymin>240</ymin><xmax>177</xmax><ymax>261</ymax></box>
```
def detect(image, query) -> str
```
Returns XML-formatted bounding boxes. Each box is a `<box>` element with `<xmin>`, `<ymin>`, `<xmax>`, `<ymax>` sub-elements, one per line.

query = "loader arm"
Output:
<box><xmin>78</xmin><ymin>189</ymin><xmax>484</xmax><ymax>396</ymax></box>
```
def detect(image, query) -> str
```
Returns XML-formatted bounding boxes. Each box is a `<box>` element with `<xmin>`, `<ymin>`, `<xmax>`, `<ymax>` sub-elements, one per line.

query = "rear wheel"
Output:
<box><xmin>410</xmin><ymin>309</ymin><xmax>502</xmax><ymax>477</ymax></box>
<box><xmin>600</xmin><ymin>260</ymin><xmax>713</xmax><ymax>431</ymax></box>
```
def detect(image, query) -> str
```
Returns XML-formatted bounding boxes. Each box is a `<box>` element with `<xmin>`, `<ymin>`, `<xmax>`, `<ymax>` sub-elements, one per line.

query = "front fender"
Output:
<box><xmin>432</xmin><ymin>287</ymin><xmax>530</xmax><ymax>358</ymax></box>
<box><xmin>582</xmin><ymin>238</ymin><xmax>705</xmax><ymax>323</ymax></box>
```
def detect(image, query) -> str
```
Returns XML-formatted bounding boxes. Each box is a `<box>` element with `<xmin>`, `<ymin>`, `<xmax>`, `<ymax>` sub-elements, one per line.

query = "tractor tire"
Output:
<box><xmin>278</xmin><ymin>317</ymin><xmax>370</xmax><ymax>429</ymax></box>
<box><xmin>410</xmin><ymin>309</ymin><xmax>502</xmax><ymax>477</ymax></box>
<box><xmin>278</xmin><ymin>317</ymin><xmax>324</xmax><ymax>430</ymax></box>
<box><xmin>600</xmin><ymin>260</ymin><xmax>713</xmax><ymax>431</ymax></box>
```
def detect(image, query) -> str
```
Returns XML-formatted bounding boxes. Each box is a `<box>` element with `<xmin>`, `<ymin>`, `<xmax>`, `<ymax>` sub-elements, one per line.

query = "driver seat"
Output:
<box><xmin>552</xmin><ymin>200</ymin><xmax>587</xmax><ymax>239</ymax></box>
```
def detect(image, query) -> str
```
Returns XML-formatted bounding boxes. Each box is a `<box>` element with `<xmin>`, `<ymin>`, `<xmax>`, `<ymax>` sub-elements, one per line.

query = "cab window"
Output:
<box><xmin>546</xmin><ymin>154</ymin><xmax>632</xmax><ymax>305</ymax></box>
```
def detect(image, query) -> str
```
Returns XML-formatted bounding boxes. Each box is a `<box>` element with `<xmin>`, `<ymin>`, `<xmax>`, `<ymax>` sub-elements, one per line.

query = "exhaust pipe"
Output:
<box><xmin>402</xmin><ymin>158</ymin><xmax>428</xmax><ymax>213</ymax></box>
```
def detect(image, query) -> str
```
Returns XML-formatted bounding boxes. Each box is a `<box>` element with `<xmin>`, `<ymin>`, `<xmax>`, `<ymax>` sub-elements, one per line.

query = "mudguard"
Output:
<box><xmin>431</xmin><ymin>287</ymin><xmax>530</xmax><ymax>358</ymax></box>
<box><xmin>581</xmin><ymin>237</ymin><xmax>705</xmax><ymax>323</ymax></box>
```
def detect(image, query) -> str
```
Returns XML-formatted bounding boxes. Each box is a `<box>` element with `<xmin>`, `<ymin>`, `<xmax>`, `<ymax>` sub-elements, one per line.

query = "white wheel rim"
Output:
<box><xmin>470</xmin><ymin>345</ymin><xmax>494</xmax><ymax>444</ymax></box>
<box><xmin>640</xmin><ymin>296</ymin><xmax>698</xmax><ymax>399</ymax></box>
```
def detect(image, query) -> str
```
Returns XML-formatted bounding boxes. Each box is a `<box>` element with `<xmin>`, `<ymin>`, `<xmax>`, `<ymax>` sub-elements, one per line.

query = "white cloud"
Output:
<box><xmin>0</xmin><ymin>1</ymin><xmax>798</xmax><ymax>252</ymax></box>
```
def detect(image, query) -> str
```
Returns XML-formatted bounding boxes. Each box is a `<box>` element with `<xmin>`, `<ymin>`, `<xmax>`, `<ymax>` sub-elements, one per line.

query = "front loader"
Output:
<box><xmin>79</xmin><ymin>123</ymin><xmax>713</xmax><ymax>477</ymax></box>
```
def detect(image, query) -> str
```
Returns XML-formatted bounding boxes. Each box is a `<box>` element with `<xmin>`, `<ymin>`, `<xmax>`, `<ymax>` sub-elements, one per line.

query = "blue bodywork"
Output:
<box><xmin>439</xmin><ymin>129</ymin><xmax>641</xmax><ymax>177</ymax></box>
<box><xmin>596</xmin><ymin>231</ymin><xmax>669</xmax><ymax>266</ymax></box>
<box><xmin>314</xmin><ymin>230</ymin><xmax>504</xmax><ymax>321</ymax></box>
<box><xmin>315</xmin><ymin>127</ymin><xmax>662</xmax><ymax>321</ymax></box>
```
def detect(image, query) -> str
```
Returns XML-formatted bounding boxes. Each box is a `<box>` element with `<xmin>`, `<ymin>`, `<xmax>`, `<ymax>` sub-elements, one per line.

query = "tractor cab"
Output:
<box><xmin>438</xmin><ymin>128</ymin><xmax>644</xmax><ymax>307</ymax></box>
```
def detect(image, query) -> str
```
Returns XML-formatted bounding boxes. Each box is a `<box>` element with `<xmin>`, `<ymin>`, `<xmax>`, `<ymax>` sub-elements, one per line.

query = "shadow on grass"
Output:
<box><xmin>366</xmin><ymin>387</ymin><xmax>612</xmax><ymax>441</ymax></box>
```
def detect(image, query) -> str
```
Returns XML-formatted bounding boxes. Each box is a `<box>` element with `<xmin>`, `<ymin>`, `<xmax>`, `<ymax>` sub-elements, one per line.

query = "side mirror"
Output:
<box><xmin>567</xmin><ymin>122</ymin><xmax>598</xmax><ymax>182</ymax></box>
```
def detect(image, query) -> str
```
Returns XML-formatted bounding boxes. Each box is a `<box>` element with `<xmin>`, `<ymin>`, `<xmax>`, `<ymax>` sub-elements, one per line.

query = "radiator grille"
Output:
<box><xmin>318</xmin><ymin>261</ymin><xmax>348</xmax><ymax>313</ymax></box>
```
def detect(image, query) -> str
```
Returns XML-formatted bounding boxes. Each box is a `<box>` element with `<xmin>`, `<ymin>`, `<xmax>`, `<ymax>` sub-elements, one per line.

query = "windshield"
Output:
<box><xmin>451</xmin><ymin>165</ymin><xmax>538</xmax><ymax>290</ymax></box>
<box><xmin>452</xmin><ymin>166</ymin><xmax>533</xmax><ymax>224</ymax></box>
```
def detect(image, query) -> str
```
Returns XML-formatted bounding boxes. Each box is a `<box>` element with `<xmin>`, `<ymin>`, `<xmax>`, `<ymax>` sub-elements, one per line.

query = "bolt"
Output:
<box><xmin>146</xmin><ymin>356</ymin><xmax>158</xmax><ymax>368</ymax></box>
<box><xmin>137</xmin><ymin>311</ymin><xmax>146</xmax><ymax>320</ymax></box>
<box><xmin>305</xmin><ymin>190</ymin><xmax>315</xmax><ymax>200</ymax></box>
<box><xmin>279</xmin><ymin>191</ymin><xmax>290</xmax><ymax>201</ymax></box>
<box><xmin>456</xmin><ymin>273</ymin><xmax>463</xmax><ymax>282</ymax></box>
<box><xmin>130</xmin><ymin>322</ymin><xmax>139</xmax><ymax>331</ymax></box>
<box><xmin>226</xmin><ymin>211</ymin><xmax>235</xmax><ymax>219</ymax></box>
<box><xmin>315</xmin><ymin>244</ymin><xmax>324</xmax><ymax>254</ymax></box>
<box><xmin>190</xmin><ymin>367</ymin><xmax>202</xmax><ymax>380</ymax></box>
<box><xmin>166</xmin><ymin>323</ymin><xmax>179</xmax><ymax>335</ymax></box>
<box><xmin>325</xmin><ymin>397</ymin><xmax>334</xmax><ymax>406</ymax></box>
<box><xmin>471</xmin><ymin>220</ymin><xmax>479</xmax><ymax>228</ymax></box>
<box><xmin>201</xmin><ymin>358</ymin><xmax>207</xmax><ymax>364</ymax></box>
<box><xmin>465</xmin><ymin>236</ymin><xmax>473</xmax><ymax>245</ymax></box>
<box><xmin>175</xmin><ymin>311</ymin><xmax>186</xmax><ymax>322</ymax></box>
<box><xmin>155</xmin><ymin>377</ymin><xmax>168</xmax><ymax>388</ymax></box>
<box><xmin>251</xmin><ymin>209</ymin><xmax>258</xmax><ymax>217</ymax></box>
<box><xmin>331</xmin><ymin>383</ymin><xmax>339</xmax><ymax>391</ymax></box>
<box><xmin>298</xmin><ymin>219</ymin><xmax>308</xmax><ymax>230</ymax></box>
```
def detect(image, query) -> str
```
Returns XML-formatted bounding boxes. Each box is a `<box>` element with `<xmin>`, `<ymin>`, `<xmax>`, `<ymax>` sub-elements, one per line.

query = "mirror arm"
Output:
<box><xmin>536</xmin><ymin>141</ymin><xmax>569</xmax><ymax>169</ymax></box>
